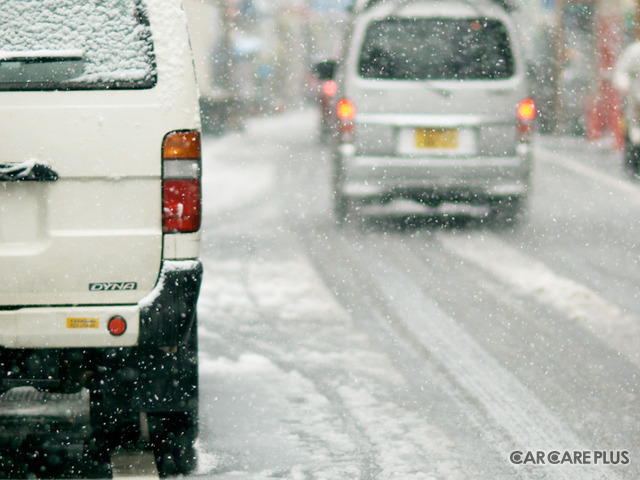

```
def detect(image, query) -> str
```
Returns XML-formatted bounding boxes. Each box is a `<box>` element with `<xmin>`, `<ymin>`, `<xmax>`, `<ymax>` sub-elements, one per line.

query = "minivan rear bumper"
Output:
<box><xmin>338</xmin><ymin>146</ymin><xmax>532</xmax><ymax>202</ymax></box>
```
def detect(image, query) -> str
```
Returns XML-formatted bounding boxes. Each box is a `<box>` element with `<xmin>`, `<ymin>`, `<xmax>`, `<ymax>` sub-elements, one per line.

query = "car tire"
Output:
<box><xmin>89</xmin><ymin>367</ymin><xmax>141</xmax><ymax>451</ymax></box>
<box><xmin>333</xmin><ymin>190</ymin><xmax>350</xmax><ymax>226</ymax></box>
<box><xmin>623</xmin><ymin>135</ymin><xmax>640</xmax><ymax>176</ymax></box>
<box><xmin>332</xmin><ymin>156</ymin><xmax>351</xmax><ymax>225</ymax></box>
<box><xmin>148</xmin><ymin>321</ymin><xmax>199</xmax><ymax>476</ymax></box>
<box><xmin>149</xmin><ymin>410</ymin><xmax>198</xmax><ymax>476</ymax></box>
<box><xmin>319</xmin><ymin>122</ymin><xmax>333</xmax><ymax>144</ymax></box>
<box><xmin>488</xmin><ymin>197</ymin><xmax>525</xmax><ymax>229</ymax></box>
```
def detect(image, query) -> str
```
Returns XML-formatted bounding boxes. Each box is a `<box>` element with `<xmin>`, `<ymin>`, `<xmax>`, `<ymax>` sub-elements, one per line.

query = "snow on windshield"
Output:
<box><xmin>0</xmin><ymin>0</ymin><xmax>156</xmax><ymax>88</ymax></box>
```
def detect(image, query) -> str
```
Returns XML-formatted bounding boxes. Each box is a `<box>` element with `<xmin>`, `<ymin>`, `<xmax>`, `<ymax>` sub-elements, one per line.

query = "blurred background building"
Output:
<box><xmin>529</xmin><ymin>0</ymin><xmax>635</xmax><ymax>144</ymax></box>
<box><xmin>184</xmin><ymin>0</ymin><xmax>350</xmax><ymax>134</ymax></box>
<box><xmin>184</xmin><ymin>0</ymin><xmax>640</xmax><ymax>145</ymax></box>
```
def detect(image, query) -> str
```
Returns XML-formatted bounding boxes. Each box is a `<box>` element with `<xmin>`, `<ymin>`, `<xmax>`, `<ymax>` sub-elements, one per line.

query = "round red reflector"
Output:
<box><xmin>518</xmin><ymin>98</ymin><xmax>536</xmax><ymax>121</ymax></box>
<box><xmin>108</xmin><ymin>316</ymin><xmax>127</xmax><ymax>336</ymax></box>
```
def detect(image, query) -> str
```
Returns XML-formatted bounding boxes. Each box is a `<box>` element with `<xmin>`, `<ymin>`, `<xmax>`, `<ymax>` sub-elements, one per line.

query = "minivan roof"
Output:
<box><xmin>352</xmin><ymin>0</ymin><xmax>518</xmax><ymax>14</ymax></box>
<box><xmin>346</xmin><ymin>0</ymin><xmax>525</xmax><ymax>83</ymax></box>
<box><xmin>353</xmin><ymin>0</ymin><xmax>517</xmax><ymax>28</ymax></box>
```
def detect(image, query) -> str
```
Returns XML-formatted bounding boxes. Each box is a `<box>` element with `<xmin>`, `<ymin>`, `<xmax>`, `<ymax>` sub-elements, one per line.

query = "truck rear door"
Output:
<box><xmin>0</xmin><ymin>0</ymin><xmax>164</xmax><ymax>307</ymax></box>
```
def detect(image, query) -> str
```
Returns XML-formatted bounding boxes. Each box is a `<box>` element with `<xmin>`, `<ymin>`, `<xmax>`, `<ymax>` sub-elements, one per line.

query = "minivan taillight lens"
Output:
<box><xmin>337</xmin><ymin>98</ymin><xmax>356</xmax><ymax>142</ymax></box>
<box><xmin>321</xmin><ymin>80</ymin><xmax>338</xmax><ymax>98</ymax></box>
<box><xmin>162</xmin><ymin>131</ymin><xmax>201</xmax><ymax>233</ymax></box>
<box><xmin>517</xmin><ymin>98</ymin><xmax>536</xmax><ymax>142</ymax></box>
<box><xmin>518</xmin><ymin>98</ymin><xmax>536</xmax><ymax>121</ymax></box>
<box><xmin>337</xmin><ymin>98</ymin><xmax>356</xmax><ymax>121</ymax></box>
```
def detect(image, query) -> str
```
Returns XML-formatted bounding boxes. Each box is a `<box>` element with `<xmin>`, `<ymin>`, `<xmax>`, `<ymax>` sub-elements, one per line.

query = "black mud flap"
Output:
<box><xmin>139</xmin><ymin>260</ymin><xmax>203</xmax><ymax>347</ymax></box>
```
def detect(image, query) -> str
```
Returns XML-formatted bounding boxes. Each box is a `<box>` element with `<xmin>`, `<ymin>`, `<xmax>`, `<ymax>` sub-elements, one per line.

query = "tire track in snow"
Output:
<box><xmin>256</xmin><ymin>222</ymin><xmax>483</xmax><ymax>479</ymax></box>
<box><xmin>439</xmin><ymin>232</ymin><xmax>640</xmax><ymax>371</ymax></box>
<box><xmin>353</xmin><ymin>238</ymin><xmax>622</xmax><ymax>480</ymax></box>
<box><xmin>300</xmin><ymin>224</ymin><xmax>544</xmax><ymax>478</ymax></box>
<box><xmin>537</xmin><ymin>145</ymin><xmax>640</xmax><ymax>206</ymax></box>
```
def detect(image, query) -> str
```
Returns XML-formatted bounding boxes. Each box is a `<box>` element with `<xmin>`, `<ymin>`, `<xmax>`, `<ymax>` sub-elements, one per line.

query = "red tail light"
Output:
<box><xmin>321</xmin><ymin>80</ymin><xmax>338</xmax><ymax>98</ymax></box>
<box><xmin>517</xmin><ymin>98</ymin><xmax>536</xmax><ymax>142</ymax></box>
<box><xmin>518</xmin><ymin>98</ymin><xmax>536</xmax><ymax>121</ymax></box>
<box><xmin>337</xmin><ymin>98</ymin><xmax>356</xmax><ymax>120</ymax></box>
<box><xmin>337</xmin><ymin>98</ymin><xmax>356</xmax><ymax>142</ymax></box>
<box><xmin>162</xmin><ymin>131</ymin><xmax>201</xmax><ymax>233</ymax></box>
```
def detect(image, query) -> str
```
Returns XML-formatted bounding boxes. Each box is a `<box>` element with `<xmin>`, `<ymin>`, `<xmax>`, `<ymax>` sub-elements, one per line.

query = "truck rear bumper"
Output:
<box><xmin>0</xmin><ymin>259</ymin><xmax>202</xmax><ymax>349</ymax></box>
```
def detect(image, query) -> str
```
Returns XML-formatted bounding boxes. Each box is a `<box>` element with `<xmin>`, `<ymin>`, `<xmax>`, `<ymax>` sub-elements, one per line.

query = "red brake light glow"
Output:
<box><xmin>337</xmin><ymin>98</ymin><xmax>356</xmax><ymax>120</ymax></box>
<box><xmin>162</xmin><ymin>131</ymin><xmax>202</xmax><ymax>233</ymax></box>
<box><xmin>518</xmin><ymin>98</ymin><xmax>536</xmax><ymax>121</ymax></box>
<box><xmin>321</xmin><ymin>80</ymin><xmax>338</xmax><ymax>98</ymax></box>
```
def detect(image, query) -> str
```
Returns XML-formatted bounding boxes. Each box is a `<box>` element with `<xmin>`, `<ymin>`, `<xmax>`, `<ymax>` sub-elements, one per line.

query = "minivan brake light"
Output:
<box><xmin>337</xmin><ymin>98</ymin><xmax>356</xmax><ymax>142</ymax></box>
<box><xmin>517</xmin><ymin>98</ymin><xmax>536</xmax><ymax>122</ymax></box>
<box><xmin>337</xmin><ymin>98</ymin><xmax>356</xmax><ymax>121</ymax></box>
<box><xmin>517</xmin><ymin>98</ymin><xmax>536</xmax><ymax>142</ymax></box>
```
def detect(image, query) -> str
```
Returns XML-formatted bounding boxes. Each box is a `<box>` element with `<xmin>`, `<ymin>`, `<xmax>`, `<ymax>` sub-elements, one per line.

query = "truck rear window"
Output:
<box><xmin>359</xmin><ymin>18</ymin><xmax>515</xmax><ymax>81</ymax></box>
<box><xmin>0</xmin><ymin>0</ymin><xmax>156</xmax><ymax>91</ymax></box>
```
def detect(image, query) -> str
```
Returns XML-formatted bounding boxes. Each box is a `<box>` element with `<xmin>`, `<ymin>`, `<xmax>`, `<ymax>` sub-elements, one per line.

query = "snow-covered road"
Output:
<box><xmin>193</xmin><ymin>109</ymin><xmax>640</xmax><ymax>479</ymax></box>
<box><xmin>2</xmin><ymin>108</ymin><xmax>635</xmax><ymax>479</ymax></box>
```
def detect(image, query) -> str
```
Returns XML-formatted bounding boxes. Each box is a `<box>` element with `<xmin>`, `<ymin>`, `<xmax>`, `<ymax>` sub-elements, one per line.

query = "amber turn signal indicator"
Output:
<box><xmin>163</xmin><ymin>131</ymin><xmax>201</xmax><ymax>160</ymax></box>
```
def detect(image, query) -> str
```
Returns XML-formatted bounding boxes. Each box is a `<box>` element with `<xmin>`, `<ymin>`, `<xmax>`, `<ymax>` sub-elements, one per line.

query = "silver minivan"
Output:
<box><xmin>330</xmin><ymin>0</ymin><xmax>535</xmax><ymax>225</ymax></box>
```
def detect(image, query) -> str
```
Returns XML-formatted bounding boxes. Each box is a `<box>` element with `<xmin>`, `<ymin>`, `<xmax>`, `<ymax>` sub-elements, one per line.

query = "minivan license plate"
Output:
<box><xmin>414</xmin><ymin>128</ymin><xmax>458</xmax><ymax>149</ymax></box>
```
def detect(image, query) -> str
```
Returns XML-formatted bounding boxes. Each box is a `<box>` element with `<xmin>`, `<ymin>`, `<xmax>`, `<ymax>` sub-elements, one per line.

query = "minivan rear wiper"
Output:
<box><xmin>421</xmin><ymin>80</ymin><xmax>453</xmax><ymax>98</ymax></box>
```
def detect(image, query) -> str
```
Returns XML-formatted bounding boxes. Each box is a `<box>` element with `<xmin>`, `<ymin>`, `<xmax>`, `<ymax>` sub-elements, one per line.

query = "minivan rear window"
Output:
<box><xmin>0</xmin><ymin>0</ymin><xmax>156</xmax><ymax>91</ymax></box>
<box><xmin>359</xmin><ymin>18</ymin><xmax>515</xmax><ymax>81</ymax></box>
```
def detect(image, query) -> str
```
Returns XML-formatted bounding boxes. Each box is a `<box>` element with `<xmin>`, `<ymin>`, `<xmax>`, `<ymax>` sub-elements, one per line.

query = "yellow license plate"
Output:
<box><xmin>414</xmin><ymin>128</ymin><xmax>458</xmax><ymax>149</ymax></box>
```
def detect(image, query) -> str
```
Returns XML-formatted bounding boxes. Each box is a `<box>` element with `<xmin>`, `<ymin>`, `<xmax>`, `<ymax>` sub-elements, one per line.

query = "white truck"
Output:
<box><xmin>0</xmin><ymin>0</ymin><xmax>202</xmax><ymax>474</ymax></box>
